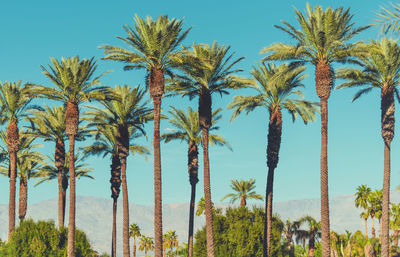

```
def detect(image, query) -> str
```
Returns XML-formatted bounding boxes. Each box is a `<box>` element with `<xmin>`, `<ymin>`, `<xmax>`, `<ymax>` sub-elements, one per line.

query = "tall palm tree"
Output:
<box><xmin>167</xmin><ymin>42</ymin><xmax>248</xmax><ymax>256</ymax></box>
<box><xmin>33</xmin><ymin>56</ymin><xmax>109</xmax><ymax>257</ymax></box>
<box><xmin>296</xmin><ymin>216</ymin><xmax>321</xmax><ymax>257</ymax></box>
<box><xmin>161</xmin><ymin>106</ymin><xmax>229</xmax><ymax>257</ymax></box>
<box><xmin>139</xmin><ymin>235</ymin><xmax>154</xmax><ymax>257</ymax></box>
<box><xmin>261</xmin><ymin>5</ymin><xmax>369</xmax><ymax>256</ymax></box>
<box><xmin>0</xmin><ymin>131</ymin><xmax>44</xmax><ymax>221</ymax></box>
<box><xmin>228</xmin><ymin>62</ymin><xmax>318</xmax><ymax>257</ymax></box>
<box><xmin>129</xmin><ymin>223</ymin><xmax>141</xmax><ymax>257</ymax></box>
<box><xmin>0</xmin><ymin>81</ymin><xmax>37</xmax><ymax>239</ymax></box>
<box><xmin>355</xmin><ymin>185</ymin><xmax>372</xmax><ymax>239</ymax></box>
<box><xmin>336</xmin><ymin>38</ymin><xmax>400</xmax><ymax>257</ymax></box>
<box><xmin>221</xmin><ymin>178</ymin><xmax>263</xmax><ymax>206</ymax></box>
<box><xmin>100</xmin><ymin>15</ymin><xmax>190</xmax><ymax>257</ymax></box>
<box><xmin>26</xmin><ymin>105</ymin><xmax>88</xmax><ymax>228</ymax></box>
<box><xmin>84</xmin><ymin>85</ymin><xmax>151</xmax><ymax>257</ymax></box>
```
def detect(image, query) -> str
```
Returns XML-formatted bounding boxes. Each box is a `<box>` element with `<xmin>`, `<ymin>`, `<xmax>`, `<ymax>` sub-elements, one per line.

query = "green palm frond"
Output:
<box><xmin>376</xmin><ymin>2</ymin><xmax>400</xmax><ymax>35</ymax></box>
<box><xmin>221</xmin><ymin>178</ymin><xmax>263</xmax><ymax>204</ymax></box>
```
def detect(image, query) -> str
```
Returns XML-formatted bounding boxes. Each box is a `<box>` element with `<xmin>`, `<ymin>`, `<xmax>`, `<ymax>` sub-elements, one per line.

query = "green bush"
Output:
<box><xmin>0</xmin><ymin>219</ymin><xmax>97</xmax><ymax>257</ymax></box>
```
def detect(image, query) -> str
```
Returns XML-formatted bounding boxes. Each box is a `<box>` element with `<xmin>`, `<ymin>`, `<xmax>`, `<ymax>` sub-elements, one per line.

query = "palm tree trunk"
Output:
<box><xmin>18</xmin><ymin>176</ymin><xmax>27</xmax><ymax>221</ymax></box>
<box><xmin>393</xmin><ymin>229</ymin><xmax>399</xmax><ymax>249</ymax></box>
<box><xmin>112</xmin><ymin>199</ymin><xmax>117</xmax><ymax>257</ymax></box>
<box><xmin>8</xmin><ymin>150</ymin><xmax>17</xmax><ymax>240</ymax></box>
<box><xmin>309</xmin><ymin>236</ymin><xmax>315</xmax><ymax>257</ymax></box>
<box><xmin>153</xmin><ymin>96</ymin><xmax>163</xmax><ymax>257</ymax></box>
<box><xmin>316</xmin><ymin>60</ymin><xmax>332</xmax><ymax>257</ymax></box>
<box><xmin>372</xmin><ymin>217</ymin><xmax>376</xmax><ymax>238</ymax></box>
<box><xmin>264</xmin><ymin>109</ymin><xmax>282</xmax><ymax>257</ymax></box>
<box><xmin>381</xmin><ymin>86</ymin><xmax>394</xmax><ymax>257</ymax></box>
<box><xmin>58</xmin><ymin>168</ymin><xmax>64</xmax><ymax>228</ymax></box>
<box><xmin>62</xmin><ymin>177</ymin><xmax>68</xmax><ymax>228</ymax></box>
<box><xmin>67</xmin><ymin>135</ymin><xmax>76</xmax><ymax>257</ymax></box>
<box><xmin>187</xmin><ymin>141</ymin><xmax>198</xmax><ymax>257</ymax></box>
<box><xmin>364</xmin><ymin>218</ymin><xmax>368</xmax><ymax>240</ymax></box>
<box><xmin>121</xmin><ymin>156</ymin><xmax>131</xmax><ymax>257</ymax></box>
<box><xmin>133</xmin><ymin>238</ymin><xmax>137</xmax><ymax>257</ymax></box>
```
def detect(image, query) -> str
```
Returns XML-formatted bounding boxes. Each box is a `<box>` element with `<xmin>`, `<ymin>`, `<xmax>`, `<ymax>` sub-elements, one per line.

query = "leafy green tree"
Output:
<box><xmin>228</xmin><ymin>62</ymin><xmax>317</xmax><ymax>256</ymax></box>
<box><xmin>161</xmin><ymin>106</ymin><xmax>229</xmax><ymax>257</ymax></box>
<box><xmin>262</xmin><ymin>5</ymin><xmax>369</xmax><ymax>256</ymax></box>
<box><xmin>336</xmin><ymin>38</ymin><xmax>400</xmax><ymax>256</ymax></box>
<box><xmin>193</xmin><ymin>206</ymin><xmax>284</xmax><ymax>257</ymax></box>
<box><xmin>129</xmin><ymin>223</ymin><xmax>141</xmax><ymax>257</ymax></box>
<box><xmin>101</xmin><ymin>15</ymin><xmax>190</xmax><ymax>257</ymax></box>
<box><xmin>221</xmin><ymin>179</ymin><xmax>263</xmax><ymax>206</ymax></box>
<box><xmin>355</xmin><ymin>185</ymin><xmax>372</xmax><ymax>239</ymax></box>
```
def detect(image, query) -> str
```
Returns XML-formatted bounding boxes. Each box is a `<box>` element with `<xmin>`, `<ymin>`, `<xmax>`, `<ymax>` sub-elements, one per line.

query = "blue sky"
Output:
<box><xmin>0</xmin><ymin>0</ymin><xmax>397</xmax><ymax>207</ymax></box>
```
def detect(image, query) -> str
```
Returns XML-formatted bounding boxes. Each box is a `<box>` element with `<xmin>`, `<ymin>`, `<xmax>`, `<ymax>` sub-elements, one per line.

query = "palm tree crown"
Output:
<box><xmin>221</xmin><ymin>179</ymin><xmax>263</xmax><ymax>206</ymax></box>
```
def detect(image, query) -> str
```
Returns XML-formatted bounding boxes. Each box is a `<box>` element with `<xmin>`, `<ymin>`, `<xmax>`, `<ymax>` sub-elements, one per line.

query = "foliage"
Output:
<box><xmin>221</xmin><ymin>178</ymin><xmax>263</xmax><ymax>206</ymax></box>
<box><xmin>0</xmin><ymin>219</ymin><xmax>96</xmax><ymax>257</ymax></box>
<box><xmin>193</xmin><ymin>206</ymin><xmax>284</xmax><ymax>257</ymax></box>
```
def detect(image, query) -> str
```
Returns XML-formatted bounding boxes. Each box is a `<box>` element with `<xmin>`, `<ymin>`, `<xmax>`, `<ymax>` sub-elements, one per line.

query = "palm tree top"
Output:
<box><xmin>355</xmin><ymin>184</ymin><xmax>371</xmax><ymax>209</ymax></box>
<box><xmin>101</xmin><ymin>14</ymin><xmax>191</xmax><ymax>72</ymax></box>
<box><xmin>129</xmin><ymin>223</ymin><xmax>141</xmax><ymax>238</ymax></box>
<box><xmin>221</xmin><ymin>178</ymin><xmax>263</xmax><ymax>204</ymax></box>
<box><xmin>261</xmin><ymin>3</ymin><xmax>370</xmax><ymax>65</ymax></box>
<box><xmin>34</xmin><ymin>56</ymin><xmax>110</xmax><ymax>104</ymax></box>
<box><xmin>376</xmin><ymin>2</ymin><xmax>400</xmax><ymax>35</ymax></box>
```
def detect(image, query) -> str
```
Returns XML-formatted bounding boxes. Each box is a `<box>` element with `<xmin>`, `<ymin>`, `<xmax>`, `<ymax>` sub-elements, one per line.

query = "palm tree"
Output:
<box><xmin>161</xmin><ymin>106</ymin><xmax>229</xmax><ymax>257</ymax></box>
<box><xmin>163</xmin><ymin>230</ymin><xmax>179</xmax><ymax>257</ymax></box>
<box><xmin>367</xmin><ymin>189</ymin><xmax>383</xmax><ymax>240</ymax></box>
<box><xmin>283</xmin><ymin>219</ymin><xmax>300</xmax><ymax>257</ymax></box>
<box><xmin>0</xmin><ymin>132</ymin><xmax>44</xmax><ymax>221</ymax></box>
<box><xmin>32</xmin><ymin>56</ymin><xmax>109</xmax><ymax>257</ymax></box>
<box><xmin>296</xmin><ymin>216</ymin><xmax>321</xmax><ymax>257</ymax></box>
<box><xmin>336</xmin><ymin>38</ymin><xmax>400</xmax><ymax>257</ymax></box>
<box><xmin>167</xmin><ymin>41</ymin><xmax>248</xmax><ymax>256</ymax></box>
<box><xmin>355</xmin><ymin>185</ymin><xmax>372</xmax><ymax>239</ymax></box>
<box><xmin>390</xmin><ymin>203</ymin><xmax>400</xmax><ymax>251</ymax></box>
<box><xmin>129</xmin><ymin>224</ymin><xmax>141</xmax><ymax>257</ymax></box>
<box><xmin>221</xmin><ymin>178</ymin><xmax>263</xmax><ymax>206</ymax></box>
<box><xmin>0</xmin><ymin>81</ymin><xmax>37</xmax><ymax>239</ymax></box>
<box><xmin>100</xmin><ymin>15</ymin><xmax>190</xmax><ymax>257</ymax></box>
<box><xmin>261</xmin><ymin>5</ymin><xmax>369</xmax><ymax>256</ymax></box>
<box><xmin>376</xmin><ymin>2</ymin><xmax>400</xmax><ymax>34</ymax></box>
<box><xmin>26</xmin><ymin>105</ymin><xmax>88</xmax><ymax>228</ymax></box>
<box><xmin>228</xmin><ymin>62</ymin><xmax>318</xmax><ymax>256</ymax></box>
<box><xmin>84</xmin><ymin>85</ymin><xmax>151</xmax><ymax>257</ymax></box>
<box><xmin>139</xmin><ymin>235</ymin><xmax>154</xmax><ymax>257</ymax></box>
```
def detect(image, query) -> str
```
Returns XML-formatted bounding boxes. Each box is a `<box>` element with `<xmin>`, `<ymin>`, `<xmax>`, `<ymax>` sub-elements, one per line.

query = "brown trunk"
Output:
<box><xmin>67</xmin><ymin>135</ymin><xmax>76</xmax><ymax>257</ymax></box>
<box><xmin>315</xmin><ymin>60</ymin><xmax>332</xmax><ymax>257</ymax></box>
<box><xmin>188</xmin><ymin>141</ymin><xmax>198</xmax><ymax>257</ymax></box>
<box><xmin>153</xmin><ymin>96</ymin><xmax>163</xmax><ymax>257</ymax></box>
<box><xmin>65</xmin><ymin>102</ymin><xmax>79</xmax><ymax>137</ymax></box>
<box><xmin>372</xmin><ymin>216</ymin><xmax>376</xmax><ymax>238</ymax></box>
<box><xmin>121</xmin><ymin>156</ymin><xmax>130</xmax><ymax>257</ymax></box>
<box><xmin>393</xmin><ymin>229</ymin><xmax>399</xmax><ymax>249</ymax></box>
<box><xmin>240</xmin><ymin>197</ymin><xmax>247</xmax><ymax>207</ymax></box>
<box><xmin>56</xmin><ymin>138</ymin><xmax>65</xmax><ymax>228</ymax></box>
<box><xmin>18</xmin><ymin>177</ymin><xmax>27</xmax><ymax>221</ymax></box>
<box><xmin>7</xmin><ymin>121</ymin><xmax>19</xmax><ymax>240</ymax></box>
<box><xmin>133</xmin><ymin>238</ymin><xmax>136</xmax><ymax>257</ymax></box>
<box><xmin>382</xmin><ymin>86</ymin><xmax>394</xmax><ymax>257</ymax></box>
<box><xmin>264</xmin><ymin>109</ymin><xmax>282</xmax><ymax>257</ymax></box>
<box><xmin>110</xmin><ymin>154</ymin><xmax>121</xmax><ymax>257</ymax></box>
<box><xmin>309</xmin><ymin>235</ymin><xmax>316</xmax><ymax>257</ymax></box>
<box><xmin>199</xmin><ymin>91</ymin><xmax>215</xmax><ymax>257</ymax></box>
<box><xmin>62</xmin><ymin>176</ymin><xmax>68</xmax><ymax>227</ymax></box>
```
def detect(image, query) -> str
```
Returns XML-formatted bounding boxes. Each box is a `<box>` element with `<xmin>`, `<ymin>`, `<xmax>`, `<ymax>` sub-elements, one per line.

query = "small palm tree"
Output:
<box><xmin>355</xmin><ymin>185</ymin><xmax>372</xmax><ymax>239</ymax></box>
<box><xmin>262</xmin><ymin>5</ymin><xmax>369</xmax><ymax>256</ymax></box>
<box><xmin>139</xmin><ymin>235</ymin><xmax>154</xmax><ymax>257</ymax></box>
<box><xmin>390</xmin><ymin>203</ymin><xmax>400</xmax><ymax>251</ymax></box>
<box><xmin>101</xmin><ymin>15</ymin><xmax>190</xmax><ymax>257</ymax></box>
<box><xmin>167</xmin><ymin>42</ymin><xmax>249</xmax><ymax>257</ymax></box>
<box><xmin>163</xmin><ymin>230</ymin><xmax>179</xmax><ymax>257</ymax></box>
<box><xmin>336</xmin><ymin>38</ymin><xmax>400</xmax><ymax>257</ymax></box>
<box><xmin>161</xmin><ymin>106</ymin><xmax>229</xmax><ymax>257</ymax></box>
<box><xmin>33</xmin><ymin>56</ymin><xmax>109</xmax><ymax>257</ymax></box>
<box><xmin>129</xmin><ymin>223</ymin><xmax>141</xmax><ymax>257</ymax></box>
<box><xmin>228</xmin><ymin>62</ymin><xmax>318</xmax><ymax>256</ymax></box>
<box><xmin>296</xmin><ymin>216</ymin><xmax>321</xmax><ymax>257</ymax></box>
<box><xmin>0</xmin><ymin>81</ymin><xmax>37</xmax><ymax>239</ymax></box>
<box><xmin>221</xmin><ymin>179</ymin><xmax>263</xmax><ymax>206</ymax></box>
<box><xmin>84</xmin><ymin>85</ymin><xmax>151</xmax><ymax>257</ymax></box>
<box><xmin>283</xmin><ymin>219</ymin><xmax>300</xmax><ymax>257</ymax></box>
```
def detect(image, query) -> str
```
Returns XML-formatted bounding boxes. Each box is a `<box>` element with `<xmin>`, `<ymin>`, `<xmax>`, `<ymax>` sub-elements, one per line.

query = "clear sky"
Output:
<box><xmin>0</xmin><ymin>0</ymin><xmax>397</xmax><ymax>207</ymax></box>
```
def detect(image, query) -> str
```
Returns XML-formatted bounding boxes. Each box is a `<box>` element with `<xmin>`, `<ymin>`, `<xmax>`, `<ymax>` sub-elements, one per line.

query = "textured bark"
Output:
<box><xmin>7</xmin><ymin>121</ymin><xmax>20</xmax><ymax>154</ymax></box>
<box><xmin>111</xmin><ymin>155</ymin><xmax>121</xmax><ymax>257</ymax></box>
<box><xmin>67</xmin><ymin>135</ymin><xmax>76</xmax><ymax>257</ymax></box>
<box><xmin>364</xmin><ymin>243</ymin><xmax>376</xmax><ymax>257</ymax></box>
<box><xmin>199</xmin><ymin>91</ymin><xmax>212</xmax><ymax>129</ymax></box>
<box><xmin>188</xmin><ymin>140</ymin><xmax>198</xmax><ymax>257</ymax></box>
<box><xmin>133</xmin><ymin>239</ymin><xmax>137</xmax><ymax>257</ymax></box>
<box><xmin>264</xmin><ymin>109</ymin><xmax>282</xmax><ymax>257</ymax></box>
<box><xmin>121</xmin><ymin>156</ymin><xmax>130</xmax><ymax>257</ymax></box>
<box><xmin>153</xmin><ymin>96</ymin><xmax>163</xmax><ymax>257</ymax></box>
<box><xmin>364</xmin><ymin>218</ymin><xmax>368</xmax><ymax>240</ymax></box>
<box><xmin>381</xmin><ymin>86</ymin><xmax>394</xmax><ymax>257</ymax></box>
<box><xmin>308</xmin><ymin>235</ymin><xmax>315</xmax><ymax>257</ymax></box>
<box><xmin>7</xmin><ymin>121</ymin><xmax>19</xmax><ymax>240</ymax></box>
<box><xmin>66</xmin><ymin>102</ymin><xmax>79</xmax><ymax>137</ymax></box>
<box><xmin>149</xmin><ymin>68</ymin><xmax>165</xmax><ymax>98</ymax></box>
<box><xmin>240</xmin><ymin>197</ymin><xmax>247</xmax><ymax>207</ymax></box>
<box><xmin>56</xmin><ymin>139</ymin><xmax>66</xmax><ymax>228</ymax></box>
<box><xmin>18</xmin><ymin>177</ymin><xmax>27</xmax><ymax>221</ymax></box>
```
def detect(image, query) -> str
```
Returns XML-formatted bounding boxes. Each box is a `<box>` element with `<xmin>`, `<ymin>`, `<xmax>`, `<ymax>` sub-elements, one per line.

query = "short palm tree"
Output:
<box><xmin>84</xmin><ymin>85</ymin><xmax>151</xmax><ymax>257</ymax></box>
<box><xmin>129</xmin><ymin>223</ymin><xmax>141</xmax><ymax>257</ymax></box>
<box><xmin>139</xmin><ymin>235</ymin><xmax>154</xmax><ymax>257</ymax></box>
<box><xmin>355</xmin><ymin>185</ymin><xmax>372</xmax><ymax>239</ymax></box>
<box><xmin>167</xmin><ymin>41</ymin><xmax>249</xmax><ymax>256</ymax></box>
<box><xmin>163</xmin><ymin>230</ymin><xmax>179</xmax><ymax>257</ymax></box>
<box><xmin>0</xmin><ymin>131</ymin><xmax>44</xmax><ymax>221</ymax></box>
<box><xmin>390</xmin><ymin>203</ymin><xmax>400</xmax><ymax>251</ymax></box>
<box><xmin>296</xmin><ymin>216</ymin><xmax>321</xmax><ymax>257</ymax></box>
<box><xmin>221</xmin><ymin>178</ymin><xmax>263</xmax><ymax>206</ymax></box>
<box><xmin>101</xmin><ymin>15</ymin><xmax>190</xmax><ymax>257</ymax></box>
<box><xmin>283</xmin><ymin>219</ymin><xmax>300</xmax><ymax>257</ymax></box>
<box><xmin>261</xmin><ymin>5</ymin><xmax>369</xmax><ymax>256</ymax></box>
<box><xmin>0</xmin><ymin>81</ymin><xmax>37</xmax><ymax>239</ymax></box>
<box><xmin>161</xmin><ymin>106</ymin><xmax>229</xmax><ymax>257</ymax></box>
<box><xmin>228</xmin><ymin>62</ymin><xmax>318</xmax><ymax>256</ymax></box>
<box><xmin>336</xmin><ymin>38</ymin><xmax>400</xmax><ymax>257</ymax></box>
<box><xmin>33</xmin><ymin>56</ymin><xmax>109</xmax><ymax>257</ymax></box>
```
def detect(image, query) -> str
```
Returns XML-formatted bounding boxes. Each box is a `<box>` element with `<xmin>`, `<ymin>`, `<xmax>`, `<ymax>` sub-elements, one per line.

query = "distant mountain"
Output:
<box><xmin>1</xmin><ymin>191</ymin><xmax>399</xmax><ymax>256</ymax></box>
